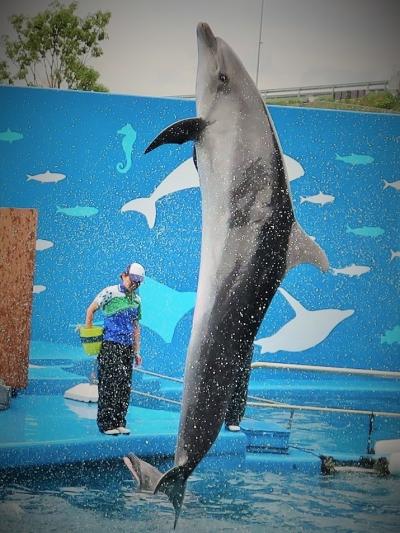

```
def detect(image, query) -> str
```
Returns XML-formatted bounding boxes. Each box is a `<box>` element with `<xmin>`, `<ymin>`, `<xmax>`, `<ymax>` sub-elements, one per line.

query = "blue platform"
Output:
<box><xmin>0</xmin><ymin>342</ymin><xmax>323</xmax><ymax>474</ymax></box>
<box><xmin>0</xmin><ymin>393</ymin><xmax>320</xmax><ymax>473</ymax></box>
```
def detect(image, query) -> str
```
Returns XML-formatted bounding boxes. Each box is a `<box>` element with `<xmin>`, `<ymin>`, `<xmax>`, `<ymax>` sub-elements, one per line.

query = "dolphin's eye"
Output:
<box><xmin>219</xmin><ymin>73</ymin><xmax>228</xmax><ymax>83</ymax></box>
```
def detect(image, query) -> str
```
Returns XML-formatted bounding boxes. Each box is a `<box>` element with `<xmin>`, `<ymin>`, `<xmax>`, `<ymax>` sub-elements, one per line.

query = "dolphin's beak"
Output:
<box><xmin>197</xmin><ymin>22</ymin><xmax>217</xmax><ymax>52</ymax></box>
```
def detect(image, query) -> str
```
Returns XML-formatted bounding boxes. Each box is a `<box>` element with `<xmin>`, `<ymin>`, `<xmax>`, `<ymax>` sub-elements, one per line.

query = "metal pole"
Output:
<box><xmin>251</xmin><ymin>361</ymin><xmax>400</xmax><ymax>379</ymax></box>
<box><xmin>255</xmin><ymin>0</ymin><xmax>264</xmax><ymax>88</ymax></box>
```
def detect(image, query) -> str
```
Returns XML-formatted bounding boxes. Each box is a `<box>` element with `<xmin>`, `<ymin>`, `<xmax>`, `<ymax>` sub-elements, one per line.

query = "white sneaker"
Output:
<box><xmin>104</xmin><ymin>428</ymin><xmax>120</xmax><ymax>436</ymax></box>
<box><xmin>227</xmin><ymin>424</ymin><xmax>241</xmax><ymax>432</ymax></box>
<box><xmin>117</xmin><ymin>426</ymin><xmax>131</xmax><ymax>435</ymax></box>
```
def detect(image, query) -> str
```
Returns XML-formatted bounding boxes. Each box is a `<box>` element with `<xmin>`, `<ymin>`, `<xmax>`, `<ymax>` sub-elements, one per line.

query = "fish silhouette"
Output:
<box><xmin>381</xmin><ymin>325</ymin><xmax>400</xmax><ymax>345</ymax></box>
<box><xmin>0</xmin><ymin>128</ymin><xmax>23</xmax><ymax>143</ymax></box>
<box><xmin>56</xmin><ymin>206</ymin><xmax>98</xmax><ymax>217</ymax></box>
<box><xmin>346</xmin><ymin>225</ymin><xmax>384</xmax><ymax>238</ymax></box>
<box><xmin>300</xmin><ymin>192</ymin><xmax>335</xmax><ymax>206</ymax></box>
<box><xmin>36</xmin><ymin>239</ymin><xmax>54</xmax><ymax>251</ymax></box>
<box><xmin>330</xmin><ymin>264</ymin><xmax>371</xmax><ymax>277</ymax></box>
<box><xmin>336</xmin><ymin>153</ymin><xmax>374</xmax><ymax>166</ymax></box>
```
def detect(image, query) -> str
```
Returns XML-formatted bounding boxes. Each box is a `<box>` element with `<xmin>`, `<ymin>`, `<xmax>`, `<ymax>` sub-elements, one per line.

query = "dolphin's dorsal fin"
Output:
<box><xmin>286</xmin><ymin>222</ymin><xmax>329</xmax><ymax>273</ymax></box>
<box><xmin>145</xmin><ymin>118</ymin><xmax>207</xmax><ymax>154</ymax></box>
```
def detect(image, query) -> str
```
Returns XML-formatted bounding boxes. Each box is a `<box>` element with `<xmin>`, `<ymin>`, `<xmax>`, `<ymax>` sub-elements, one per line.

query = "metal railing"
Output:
<box><xmin>249</xmin><ymin>362</ymin><xmax>400</xmax><ymax>454</ymax></box>
<box><xmin>260</xmin><ymin>80</ymin><xmax>389</xmax><ymax>99</ymax></box>
<box><xmin>134</xmin><ymin>362</ymin><xmax>400</xmax><ymax>454</ymax></box>
<box><xmin>251</xmin><ymin>361</ymin><xmax>400</xmax><ymax>379</ymax></box>
<box><xmin>166</xmin><ymin>80</ymin><xmax>389</xmax><ymax>101</ymax></box>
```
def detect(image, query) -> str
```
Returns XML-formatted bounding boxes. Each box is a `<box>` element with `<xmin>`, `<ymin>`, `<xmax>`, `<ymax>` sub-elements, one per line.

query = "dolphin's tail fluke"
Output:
<box><xmin>120</xmin><ymin>197</ymin><xmax>156</xmax><ymax>228</ymax></box>
<box><xmin>123</xmin><ymin>454</ymin><xmax>188</xmax><ymax>529</ymax></box>
<box><xmin>155</xmin><ymin>466</ymin><xmax>188</xmax><ymax>529</ymax></box>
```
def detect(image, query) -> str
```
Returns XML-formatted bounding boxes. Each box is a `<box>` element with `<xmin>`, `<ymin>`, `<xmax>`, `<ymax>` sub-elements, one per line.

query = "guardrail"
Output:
<box><xmin>260</xmin><ymin>80</ymin><xmax>389</xmax><ymax>100</ymax></box>
<box><xmin>249</xmin><ymin>362</ymin><xmax>400</xmax><ymax>453</ymax></box>
<box><xmin>134</xmin><ymin>362</ymin><xmax>400</xmax><ymax>453</ymax></box>
<box><xmin>251</xmin><ymin>361</ymin><xmax>400</xmax><ymax>379</ymax></box>
<box><xmin>167</xmin><ymin>80</ymin><xmax>389</xmax><ymax>101</ymax></box>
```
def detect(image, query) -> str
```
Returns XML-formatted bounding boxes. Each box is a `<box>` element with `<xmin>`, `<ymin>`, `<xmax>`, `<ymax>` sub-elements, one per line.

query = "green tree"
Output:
<box><xmin>0</xmin><ymin>1</ymin><xmax>111</xmax><ymax>92</ymax></box>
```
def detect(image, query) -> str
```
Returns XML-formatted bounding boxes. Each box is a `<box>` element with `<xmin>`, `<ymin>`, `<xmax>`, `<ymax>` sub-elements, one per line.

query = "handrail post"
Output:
<box><xmin>367</xmin><ymin>413</ymin><xmax>375</xmax><ymax>454</ymax></box>
<box><xmin>287</xmin><ymin>409</ymin><xmax>295</xmax><ymax>430</ymax></box>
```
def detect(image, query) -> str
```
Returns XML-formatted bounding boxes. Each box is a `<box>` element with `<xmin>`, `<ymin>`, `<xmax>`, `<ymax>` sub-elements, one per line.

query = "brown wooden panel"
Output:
<box><xmin>0</xmin><ymin>208</ymin><xmax>37</xmax><ymax>388</ymax></box>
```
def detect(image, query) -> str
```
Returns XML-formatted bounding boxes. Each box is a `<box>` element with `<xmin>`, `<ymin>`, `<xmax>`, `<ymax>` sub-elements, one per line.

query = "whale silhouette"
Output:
<box><xmin>254</xmin><ymin>287</ymin><xmax>354</xmax><ymax>354</ymax></box>
<box><xmin>121</xmin><ymin>153</ymin><xmax>304</xmax><ymax>229</ymax></box>
<box><xmin>116</xmin><ymin>123</ymin><xmax>137</xmax><ymax>173</ymax></box>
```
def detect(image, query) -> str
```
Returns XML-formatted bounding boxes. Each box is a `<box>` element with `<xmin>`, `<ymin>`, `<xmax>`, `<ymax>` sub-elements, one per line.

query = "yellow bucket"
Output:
<box><xmin>79</xmin><ymin>325</ymin><xmax>104</xmax><ymax>356</ymax></box>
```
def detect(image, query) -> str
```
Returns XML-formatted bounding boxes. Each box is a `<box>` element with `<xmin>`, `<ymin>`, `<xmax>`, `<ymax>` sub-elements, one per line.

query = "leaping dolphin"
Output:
<box><xmin>124</xmin><ymin>22</ymin><xmax>329</xmax><ymax>527</ymax></box>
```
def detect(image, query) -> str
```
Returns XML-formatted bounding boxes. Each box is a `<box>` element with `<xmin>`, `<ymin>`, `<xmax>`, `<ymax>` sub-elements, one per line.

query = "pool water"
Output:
<box><xmin>1</xmin><ymin>389</ymin><xmax>399</xmax><ymax>532</ymax></box>
<box><xmin>1</xmin><ymin>457</ymin><xmax>399</xmax><ymax>532</ymax></box>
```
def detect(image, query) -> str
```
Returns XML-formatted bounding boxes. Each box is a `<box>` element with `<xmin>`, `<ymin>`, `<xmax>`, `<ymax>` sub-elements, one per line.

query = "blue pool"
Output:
<box><xmin>1</xmin><ymin>442</ymin><xmax>400</xmax><ymax>532</ymax></box>
<box><xmin>1</xmin><ymin>77</ymin><xmax>400</xmax><ymax>532</ymax></box>
<box><xmin>1</xmin><ymin>341</ymin><xmax>400</xmax><ymax>532</ymax></box>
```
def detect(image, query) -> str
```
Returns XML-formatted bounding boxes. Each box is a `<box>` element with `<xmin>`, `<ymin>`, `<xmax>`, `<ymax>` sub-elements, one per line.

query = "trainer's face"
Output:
<box><xmin>122</xmin><ymin>273</ymin><xmax>138</xmax><ymax>292</ymax></box>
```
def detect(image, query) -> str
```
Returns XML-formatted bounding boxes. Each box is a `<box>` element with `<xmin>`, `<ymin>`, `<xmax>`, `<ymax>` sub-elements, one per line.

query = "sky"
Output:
<box><xmin>0</xmin><ymin>0</ymin><xmax>399</xmax><ymax>97</ymax></box>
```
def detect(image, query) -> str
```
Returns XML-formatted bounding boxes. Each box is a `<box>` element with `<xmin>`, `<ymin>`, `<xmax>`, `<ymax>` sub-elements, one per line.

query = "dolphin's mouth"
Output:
<box><xmin>197</xmin><ymin>22</ymin><xmax>217</xmax><ymax>52</ymax></box>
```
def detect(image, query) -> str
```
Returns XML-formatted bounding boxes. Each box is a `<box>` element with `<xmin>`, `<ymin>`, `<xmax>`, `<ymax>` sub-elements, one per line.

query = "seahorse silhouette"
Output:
<box><xmin>116</xmin><ymin>123</ymin><xmax>137</xmax><ymax>173</ymax></box>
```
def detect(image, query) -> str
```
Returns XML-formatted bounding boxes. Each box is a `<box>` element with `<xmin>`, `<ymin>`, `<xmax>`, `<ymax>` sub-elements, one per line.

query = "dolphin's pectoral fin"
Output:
<box><xmin>154</xmin><ymin>466</ymin><xmax>188</xmax><ymax>529</ymax></box>
<box><xmin>123</xmin><ymin>453</ymin><xmax>163</xmax><ymax>491</ymax></box>
<box><xmin>286</xmin><ymin>222</ymin><xmax>329</xmax><ymax>273</ymax></box>
<box><xmin>144</xmin><ymin>118</ymin><xmax>207</xmax><ymax>154</ymax></box>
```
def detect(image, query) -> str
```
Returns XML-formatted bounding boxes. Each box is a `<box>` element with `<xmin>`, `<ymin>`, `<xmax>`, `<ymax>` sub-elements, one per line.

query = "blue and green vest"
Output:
<box><xmin>94</xmin><ymin>284</ymin><xmax>142</xmax><ymax>345</ymax></box>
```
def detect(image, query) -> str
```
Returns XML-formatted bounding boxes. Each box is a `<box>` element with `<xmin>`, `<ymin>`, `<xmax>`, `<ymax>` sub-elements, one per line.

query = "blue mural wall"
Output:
<box><xmin>0</xmin><ymin>86</ymin><xmax>399</xmax><ymax>376</ymax></box>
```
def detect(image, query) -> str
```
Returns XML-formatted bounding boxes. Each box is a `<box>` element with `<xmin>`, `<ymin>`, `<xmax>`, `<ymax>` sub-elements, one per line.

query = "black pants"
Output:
<box><xmin>225</xmin><ymin>348</ymin><xmax>253</xmax><ymax>426</ymax></box>
<box><xmin>97</xmin><ymin>340</ymin><xmax>134</xmax><ymax>432</ymax></box>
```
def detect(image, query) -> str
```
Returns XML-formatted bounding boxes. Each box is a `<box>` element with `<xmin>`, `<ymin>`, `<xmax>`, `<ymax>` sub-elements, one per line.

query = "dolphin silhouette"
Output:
<box><xmin>124</xmin><ymin>23</ymin><xmax>329</xmax><ymax>526</ymax></box>
<box><xmin>121</xmin><ymin>153</ymin><xmax>304</xmax><ymax>229</ymax></box>
<box><xmin>254</xmin><ymin>287</ymin><xmax>354</xmax><ymax>353</ymax></box>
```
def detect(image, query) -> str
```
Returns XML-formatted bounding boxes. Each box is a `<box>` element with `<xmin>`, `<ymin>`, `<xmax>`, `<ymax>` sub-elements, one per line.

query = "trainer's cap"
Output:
<box><xmin>126</xmin><ymin>262</ymin><xmax>145</xmax><ymax>283</ymax></box>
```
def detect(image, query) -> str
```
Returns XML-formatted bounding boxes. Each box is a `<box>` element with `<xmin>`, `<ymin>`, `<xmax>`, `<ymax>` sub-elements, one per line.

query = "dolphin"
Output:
<box><xmin>124</xmin><ymin>22</ymin><xmax>329</xmax><ymax>526</ymax></box>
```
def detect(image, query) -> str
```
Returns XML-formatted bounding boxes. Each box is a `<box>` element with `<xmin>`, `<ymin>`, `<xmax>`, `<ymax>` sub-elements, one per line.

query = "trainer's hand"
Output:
<box><xmin>134</xmin><ymin>353</ymin><xmax>142</xmax><ymax>367</ymax></box>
